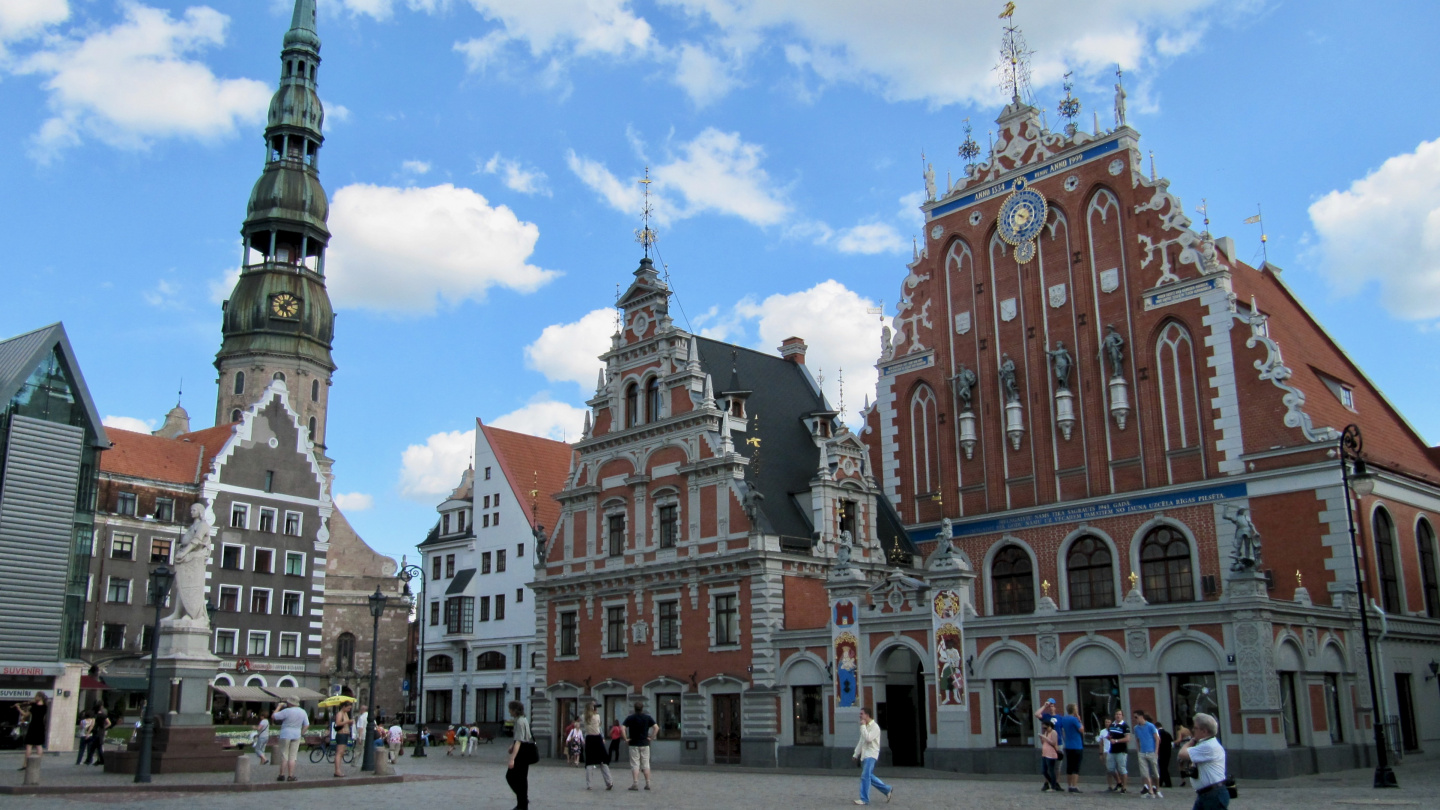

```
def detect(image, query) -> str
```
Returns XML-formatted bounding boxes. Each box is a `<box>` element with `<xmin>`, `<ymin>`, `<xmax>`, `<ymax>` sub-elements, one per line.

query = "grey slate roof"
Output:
<box><xmin>0</xmin><ymin>322</ymin><xmax>109</xmax><ymax>448</ymax></box>
<box><xmin>695</xmin><ymin>337</ymin><xmax>914</xmax><ymax>556</ymax></box>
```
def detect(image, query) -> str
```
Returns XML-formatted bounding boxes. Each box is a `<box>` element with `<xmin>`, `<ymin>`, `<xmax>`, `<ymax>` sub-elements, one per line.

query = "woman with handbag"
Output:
<box><xmin>22</xmin><ymin>693</ymin><xmax>49</xmax><ymax>760</ymax></box>
<box><xmin>506</xmin><ymin>701</ymin><xmax>537</xmax><ymax>810</ymax></box>
<box><xmin>581</xmin><ymin>703</ymin><xmax>614</xmax><ymax>790</ymax></box>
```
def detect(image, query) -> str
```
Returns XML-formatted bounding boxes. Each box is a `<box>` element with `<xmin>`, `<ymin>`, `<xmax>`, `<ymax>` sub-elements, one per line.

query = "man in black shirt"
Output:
<box><xmin>623</xmin><ymin>702</ymin><xmax>658</xmax><ymax>791</ymax></box>
<box><xmin>1106</xmin><ymin>709</ymin><xmax>1131</xmax><ymax>793</ymax></box>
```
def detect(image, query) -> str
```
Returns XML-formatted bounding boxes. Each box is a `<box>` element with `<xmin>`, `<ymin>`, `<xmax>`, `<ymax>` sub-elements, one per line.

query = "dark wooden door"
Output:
<box><xmin>1394</xmin><ymin>674</ymin><xmax>1419</xmax><ymax>751</ymax></box>
<box><xmin>713</xmin><ymin>694</ymin><xmax>741</xmax><ymax>764</ymax></box>
<box><xmin>885</xmin><ymin>685</ymin><xmax>920</xmax><ymax>766</ymax></box>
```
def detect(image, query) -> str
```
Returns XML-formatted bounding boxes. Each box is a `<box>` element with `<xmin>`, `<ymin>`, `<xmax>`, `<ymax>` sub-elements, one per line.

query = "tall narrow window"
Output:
<box><xmin>990</xmin><ymin>545</ymin><xmax>1034</xmax><ymax>615</ymax></box>
<box><xmin>234</xmin><ymin>371</ymin><xmax>245</xmax><ymax>395</ymax></box>
<box><xmin>658</xmin><ymin>504</ymin><xmax>678</xmax><ymax>548</ymax></box>
<box><xmin>1417</xmin><ymin>519</ymin><xmax>1440</xmax><ymax>619</ymax></box>
<box><xmin>559</xmin><ymin>611</ymin><xmax>577</xmax><ymax>656</ymax></box>
<box><xmin>657</xmin><ymin>601</ymin><xmax>678</xmax><ymax>650</ymax></box>
<box><xmin>714</xmin><ymin>594</ymin><xmax>738</xmax><ymax>646</ymax></box>
<box><xmin>308</xmin><ymin>416</ymin><xmax>317</xmax><ymax>441</ymax></box>
<box><xmin>908</xmin><ymin>385</ymin><xmax>940</xmax><ymax>497</ymax></box>
<box><xmin>625</xmin><ymin>383</ymin><xmax>639</xmax><ymax>428</ymax></box>
<box><xmin>608</xmin><ymin>514</ymin><xmax>626</xmax><ymax>557</ymax></box>
<box><xmin>606</xmin><ymin>606</ymin><xmax>626</xmax><ymax>653</ymax></box>
<box><xmin>1140</xmin><ymin>526</ymin><xmax>1194</xmax><ymax>604</ymax></box>
<box><xmin>336</xmin><ymin>633</ymin><xmax>355</xmax><ymax>672</ymax></box>
<box><xmin>645</xmin><ymin>377</ymin><xmax>661</xmax><ymax>422</ymax></box>
<box><xmin>1066</xmin><ymin>536</ymin><xmax>1115</xmax><ymax>610</ymax></box>
<box><xmin>1372</xmin><ymin>509</ymin><xmax>1402</xmax><ymax>613</ymax></box>
<box><xmin>311</xmin><ymin>379</ymin><xmax>320</xmax><ymax>402</ymax></box>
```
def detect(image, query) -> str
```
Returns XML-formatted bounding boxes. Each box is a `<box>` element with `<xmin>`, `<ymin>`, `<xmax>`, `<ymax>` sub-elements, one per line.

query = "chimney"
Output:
<box><xmin>779</xmin><ymin>336</ymin><xmax>808</xmax><ymax>365</ymax></box>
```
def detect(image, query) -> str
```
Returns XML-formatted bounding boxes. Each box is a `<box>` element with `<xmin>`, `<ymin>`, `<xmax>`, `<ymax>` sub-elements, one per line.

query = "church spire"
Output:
<box><xmin>215</xmin><ymin>0</ymin><xmax>335</xmax><ymax>465</ymax></box>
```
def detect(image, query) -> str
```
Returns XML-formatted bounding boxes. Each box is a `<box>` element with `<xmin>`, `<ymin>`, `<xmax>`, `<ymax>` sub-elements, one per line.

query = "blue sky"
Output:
<box><xmin>3</xmin><ymin>0</ymin><xmax>1439</xmax><ymax>565</ymax></box>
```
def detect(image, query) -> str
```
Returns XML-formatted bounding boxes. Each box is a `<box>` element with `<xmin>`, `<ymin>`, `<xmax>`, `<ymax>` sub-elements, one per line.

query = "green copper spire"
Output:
<box><xmin>215</xmin><ymin>0</ymin><xmax>336</xmax><ymax>457</ymax></box>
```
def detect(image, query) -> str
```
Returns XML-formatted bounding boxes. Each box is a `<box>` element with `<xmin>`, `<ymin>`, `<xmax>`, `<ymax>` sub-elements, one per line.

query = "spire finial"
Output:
<box><xmin>1148</xmin><ymin>150</ymin><xmax>1157</xmax><ymax>182</ymax></box>
<box><xmin>1244</xmin><ymin>204</ymin><xmax>1268</xmax><ymax>264</ymax></box>
<box><xmin>995</xmin><ymin>2</ymin><xmax>1032</xmax><ymax>105</ymax></box>
<box><xmin>838</xmin><ymin>368</ymin><xmax>845</xmax><ymax>417</ymax></box>
<box><xmin>958</xmin><ymin>118</ymin><xmax>980</xmax><ymax>169</ymax></box>
<box><xmin>1058</xmin><ymin>71</ymin><xmax>1081</xmax><ymax>137</ymax></box>
<box><xmin>635</xmin><ymin>167</ymin><xmax>657</xmax><ymax>258</ymax></box>
<box><xmin>1199</xmin><ymin>198</ymin><xmax>1210</xmax><ymax>237</ymax></box>
<box><xmin>177</xmin><ymin>378</ymin><xmax>183</xmax><ymax>408</ymax></box>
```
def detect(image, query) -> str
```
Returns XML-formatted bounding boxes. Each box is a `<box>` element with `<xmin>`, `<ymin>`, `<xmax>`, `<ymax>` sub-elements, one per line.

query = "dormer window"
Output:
<box><xmin>1316</xmin><ymin>372</ymin><xmax>1356</xmax><ymax>411</ymax></box>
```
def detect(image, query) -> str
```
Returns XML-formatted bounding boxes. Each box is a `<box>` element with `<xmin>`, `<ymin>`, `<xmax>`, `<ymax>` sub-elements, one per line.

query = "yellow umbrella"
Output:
<box><xmin>318</xmin><ymin>695</ymin><xmax>357</xmax><ymax>708</ymax></box>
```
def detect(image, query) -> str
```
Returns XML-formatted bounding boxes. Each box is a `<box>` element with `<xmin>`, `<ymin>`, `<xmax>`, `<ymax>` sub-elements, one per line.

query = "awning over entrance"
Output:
<box><xmin>79</xmin><ymin>675</ymin><xmax>108</xmax><ymax>690</ymax></box>
<box><xmin>263</xmin><ymin>686</ymin><xmax>326</xmax><ymax>702</ymax></box>
<box><xmin>101</xmin><ymin>676</ymin><xmax>151</xmax><ymax>692</ymax></box>
<box><xmin>211</xmin><ymin>684</ymin><xmax>274</xmax><ymax>702</ymax></box>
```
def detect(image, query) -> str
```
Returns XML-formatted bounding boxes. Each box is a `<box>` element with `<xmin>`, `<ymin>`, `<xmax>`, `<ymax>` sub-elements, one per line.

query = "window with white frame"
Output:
<box><xmin>230</xmin><ymin>503</ymin><xmax>249</xmax><ymax>529</ymax></box>
<box><xmin>558</xmin><ymin>610</ymin><xmax>578</xmax><ymax>657</ymax></box>
<box><xmin>283</xmin><ymin>511</ymin><xmax>302</xmax><ymax>536</ymax></box>
<box><xmin>250</xmin><ymin>588</ymin><xmax>272</xmax><ymax>614</ymax></box>
<box><xmin>495</xmin><ymin>593</ymin><xmax>505</xmax><ymax>621</ymax></box>
<box><xmin>110</xmin><ymin>534</ymin><xmax>135</xmax><ymax>560</ymax></box>
<box><xmin>214</xmin><ymin>629</ymin><xmax>238</xmax><ymax>655</ymax></box>
<box><xmin>656</xmin><ymin>599</ymin><xmax>680</xmax><ymax>651</ymax></box>
<box><xmin>279</xmin><ymin>632</ymin><xmax>300</xmax><ymax>658</ymax></box>
<box><xmin>481</xmin><ymin>551</ymin><xmax>491</xmax><ymax>574</ymax></box>
<box><xmin>258</xmin><ymin>507</ymin><xmax>277</xmax><ymax>533</ymax></box>
<box><xmin>221</xmin><ymin>544</ymin><xmax>244</xmax><ymax>570</ymax></box>
<box><xmin>253</xmin><ymin>547</ymin><xmax>274</xmax><ymax>574</ymax></box>
<box><xmin>149</xmin><ymin>538</ymin><xmax>172</xmax><ymax>563</ymax></box>
<box><xmin>101</xmin><ymin>623</ymin><xmax>126</xmax><ymax>650</ymax></box>
<box><xmin>116</xmin><ymin>491</ymin><xmax>137</xmax><ymax>516</ymax></box>
<box><xmin>604</xmin><ymin>604</ymin><xmax>626</xmax><ymax>655</ymax></box>
<box><xmin>282</xmin><ymin>591</ymin><xmax>303</xmax><ymax>616</ymax></box>
<box><xmin>154</xmin><ymin>497</ymin><xmax>174</xmax><ymax>523</ymax></box>
<box><xmin>106</xmin><ymin>577</ymin><xmax>131</xmax><ymax>604</ymax></box>
<box><xmin>217</xmin><ymin>585</ymin><xmax>240</xmax><ymax>612</ymax></box>
<box><xmin>712</xmin><ymin>592</ymin><xmax>739</xmax><ymax>647</ymax></box>
<box><xmin>497</xmin><ymin>549</ymin><xmax>506</xmax><ymax>572</ymax></box>
<box><xmin>657</xmin><ymin>502</ymin><xmax>679</xmax><ymax>549</ymax></box>
<box><xmin>246</xmin><ymin>631</ymin><xmax>269</xmax><ymax>657</ymax></box>
<box><xmin>284</xmin><ymin>551</ymin><xmax>305</xmax><ymax>576</ymax></box>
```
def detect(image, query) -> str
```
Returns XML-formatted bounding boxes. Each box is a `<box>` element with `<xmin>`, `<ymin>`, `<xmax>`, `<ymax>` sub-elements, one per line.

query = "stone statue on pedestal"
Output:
<box><xmin>169</xmin><ymin>503</ymin><xmax>212</xmax><ymax>627</ymax></box>
<box><xmin>1102</xmin><ymin>324</ymin><xmax>1126</xmax><ymax>378</ymax></box>
<box><xmin>1225</xmin><ymin>506</ymin><xmax>1262</xmax><ymax>571</ymax></box>
<box><xmin>950</xmin><ymin>365</ymin><xmax>977</xmax><ymax>411</ymax></box>
<box><xmin>1046</xmin><ymin>341</ymin><xmax>1073</xmax><ymax>390</ymax></box>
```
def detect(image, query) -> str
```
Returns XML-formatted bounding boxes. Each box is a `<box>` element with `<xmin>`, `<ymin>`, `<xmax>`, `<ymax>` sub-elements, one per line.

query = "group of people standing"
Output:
<box><xmin>503</xmin><ymin>700</ymin><xmax>658</xmax><ymax>809</ymax></box>
<box><xmin>1034</xmin><ymin>700</ymin><xmax>1229</xmax><ymax>807</ymax></box>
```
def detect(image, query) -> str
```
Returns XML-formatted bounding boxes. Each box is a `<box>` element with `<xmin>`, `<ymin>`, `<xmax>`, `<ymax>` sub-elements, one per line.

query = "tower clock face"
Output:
<box><xmin>271</xmin><ymin>292</ymin><xmax>301</xmax><ymax>319</ymax></box>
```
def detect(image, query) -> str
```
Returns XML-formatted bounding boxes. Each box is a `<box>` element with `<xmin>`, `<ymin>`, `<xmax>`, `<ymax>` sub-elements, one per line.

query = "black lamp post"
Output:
<box><xmin>1339</xmin><ymin>424</ymin><xmax>1398</xmax><ymax>789</ymax></box>
<box><xmin>361</xmin><ymin>586</ymin><xmax>386</xmax><ymax>772</ymax></box>
<box><xmin>134</xmin><ymin>564</ymin><xmax>175</xmax><ymax>784</ymax></box>
<box><xmin>399</xmin><ymin>563</ymin><xmax>427</xmax><ymax>757</ymax></box>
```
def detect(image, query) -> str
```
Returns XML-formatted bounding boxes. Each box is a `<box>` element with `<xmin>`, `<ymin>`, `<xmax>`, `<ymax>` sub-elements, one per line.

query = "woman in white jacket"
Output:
<box><xmin>851</xmin><ymin>708</ymin><xmax>893</xmax><ymax>805</ymax></box>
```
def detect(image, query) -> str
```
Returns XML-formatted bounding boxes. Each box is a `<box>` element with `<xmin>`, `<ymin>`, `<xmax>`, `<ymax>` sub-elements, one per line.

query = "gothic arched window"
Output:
<box><xmin>1066</xmin><ymin>536</ymin><xmax>1115</xmax><ymax>610</ymax></box>
<box><xmin>645</xmin><ymin>377</ymin><xmax>661</xmax><ymax>423</ymax></box>
<box><xmin>991</xmin><ymin>545</ymin><xmax>1034</xmax><ymax>615</ymax></box>
<box><xmin>625</xmin><ymin>383</ymin><xmax>639</xmax><ymax>428</ymax></box>
<box><xmin>1372</xmin><ymin>508</ymin><xmax>1401</xmax><ymax>613</ymax></box>
<box><xmin>336</xmin><ymin>632</ymin><xmax>355</xmax><ymax>672</ymax></box>
<box><xmin>230</xmin><ymin>409</ymin><xmax>242</xmax><ymax>423</ymax></box>
<box><xmin>476</xmin><ymin>651</ymin><xmax>506</xmax><ymax>671</ymax></box>
<box><xmin>1417</xmin><ymin>518</ymin><xmax>1439</xmax><ymax>619</ymax></box>
<box><xmin>311</xmin><ymin>379</ymin><xmax>320</xmax><ymax>402</ymax></box>
<box><xmin>909</xmin><ymin>384</ymin><xmax>939</xmax><ymax>497</ymax></box>
<box><xmin>1140</xmin><ymin>526</ymin><xmax>1194</xmax><ymax>603</ymax></box>
<box><xmin>427</xmin><ymin>654</ymin><xmax>454</xmax><ymax>673</ymax></box>
<box><xmin>233</xmin><ymin>371</ymin><xmax>245</xmax><ymax>396</ymax></box>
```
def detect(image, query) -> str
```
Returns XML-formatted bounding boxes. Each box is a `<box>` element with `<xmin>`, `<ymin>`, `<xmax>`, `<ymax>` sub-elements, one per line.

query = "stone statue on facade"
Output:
<box><xmin>1046</xmin><ymin>341</ymin><xmax>1073</xmax><ymax>390</ymax></box>
<box><xmin>532</xmin><ymin>523</ymin><xmax>547</xmax><ymax>567</ymax></box>
<box><xmin>999</xmin><ymin>354</ymin><xmax>1020</xmax><ymax>402</ymax></box>
<box><xmin>169</xmin><ymin>503</ymin><xmax>212</xmax><ymax>626</ymax></box>
<box><xmin>950</xmin><ymin>364</ymin><xmax>978</xmax><ymax>411</ymax></box>
<box><xmin>1102</xmin><ymin>324</ymin><xmax>1126</xmax><ymax>378</ymax></box>
<box><xmin>834</xmin><ymin>529</ymin><xmax>854</xmax><ymax>571</ymax></box>
<box><xmin>1224</xmin><ymin>506</ymin><xmax>1262</xmax><ymax>571</ymax></box>
<box><xmin>1114</xmin><ymin>81</ymin><xmax>1127</xmax><ymax>127</ymax></box>
<box><xmin>924</xmin><ymin>162</ymin><xmax>937</xmax><ymax>202</ymax></box>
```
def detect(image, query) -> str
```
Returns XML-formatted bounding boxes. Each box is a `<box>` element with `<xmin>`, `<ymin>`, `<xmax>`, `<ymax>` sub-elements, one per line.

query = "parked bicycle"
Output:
<box><xmin>309</xmin><ymin>738</ymin><xmax>356</xmax><ymax>765</ymax></box>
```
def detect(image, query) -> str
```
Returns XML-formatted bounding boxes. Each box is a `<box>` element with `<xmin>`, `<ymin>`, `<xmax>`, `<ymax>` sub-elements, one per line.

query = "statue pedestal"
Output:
<box><xmin>105</xmin><ymin>623</ymin><xmax>232</xmax><ymax>774</ymax></box>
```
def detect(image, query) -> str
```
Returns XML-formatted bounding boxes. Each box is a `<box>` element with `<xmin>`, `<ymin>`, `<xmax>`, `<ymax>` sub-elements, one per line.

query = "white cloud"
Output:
<box><xmin>399</xmin><ymin>428</ymin><xmax>474</xmax><ymax>501</ymax></box>
<box><xmin>142</xmin><ymin>279</ymin><xmax>185</xmax><ymax>308</ymax></box>
<box><xmin>525</xmin><ymin>308</ymin><xmax>613</xmax><ymax>390</ymax></box>
<box><xmin>464</xmin><ymin>0</ymin><xmax>652</xmax><ymax>58</ymax></box>
<box><xmin>209</xmin><ymin>266</ymin><xmax>241</xmax><ymax>305</ymax></box>
<box><xmin>569</xmin><ymin>127</ymin><xmax>788</xmax><ymax>227</ymax></box>
<box><xmin>672</xmin><ymin>41</ymin><xmax>739</xmax><ymax>106</ymax></box>
<box><xmin>454</xmin><ymin>30</ymin><xmax>509</xmax><ymax>72</ymax></box>
<box><xmin>333</xmin><ymin>491</ymin><xmax>375</xmax><ymax>511</ymax></box>
<box><xmin>17</xmin><ymin>4</ymin><xmax>270</xmax><ymax>161</ymax></box>
<box><xmin>1309</xmin><ymin>137</ymin><xmax>1440</xmax><ymax>321</ymax></box>
<box><xmin>326</xmin><ymin>183</ymin><xmax>558</xmax><ymax>313</ymax></box>
<box><xmin>103</xmin><ymin>415</ymin><xmax>157</xmax><ymax>434</ymax></box>
<box><xmin>492</xmin><ymin>400</ymin><xmax>586</xmax><ymax>441</ymax></box>
<box><xmin>338</xmin><ymin>0</ymin><xmax>449</xmax><ymax>20</ymax></box>
<box><xmin>482</xmin><ymin>153</ymin><xmax>551</xmax><ymax>196</ymax></box>
<box><xmin>0</xmin><ymin>0</ymin><xmax>68</xmax><ymax>45</ymax></box>
<box><xmin>402</xmin><ymin>159</ymin><xmax>432</xmax><ymax>175</ymax></box>
<box><xmin>662</xmin><ymin>0</ymin><xmax>1253</xmax><ymax>107</ymax></box>
<box><xmin>833</xmin><ymin>222</ymin><xmax>908</xmax><ymax>255</ymax></box>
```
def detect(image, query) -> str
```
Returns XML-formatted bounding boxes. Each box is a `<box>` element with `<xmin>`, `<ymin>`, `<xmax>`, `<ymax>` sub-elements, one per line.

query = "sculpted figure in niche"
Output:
<box><xmin>999</xmin><ymin>354</ymin><xmax>1020</xmax><ymax>402</ymax></box>
<box><xmin>1224</xmin><ymin>506</ymin><xmax>1262</xmax><ymax>571</ymax></box>
<box><xmin>950</xmin><ymin>365</ymin><xmax>978</xmax><ymax>411</ymax></box>
<box><xmin>170</xmin><ymin>503</ymin><xmax>213</xmax><ymax>625</ymax></box>
<box><xmin>1046</xmin><ymin>341</ymin><xmax>1073</xmax><ymax>390</ymax></box>
<box><xmin>1102</xmin><ymin>324</ymin><xmax>1126</xmax><ymax>378</ymax></box>
<box><xmin>834</xmin><ymin>529</ymin><xmax>854</xmax><ymax>570</ymax></box>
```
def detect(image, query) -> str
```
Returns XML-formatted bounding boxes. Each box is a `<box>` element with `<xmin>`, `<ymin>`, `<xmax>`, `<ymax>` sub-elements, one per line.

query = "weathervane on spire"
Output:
<box><xmin>1058</xmin><ymin>71</ymin><xmax>1082</xmax><ymax>137</ymax></box>
<box><xmin>635</xmin><ymin>166</ymin><xmax>657</xmax><ymax>258</ymax></box>
<box><xmin>995</xmin><ymin>2</ymin><xmax>1033</xmax><ymax>104</ymax></box>
<box><xmin>958</xmin><ymin>118</ymin><xmax>981</xmax><ymax>170</ymax></box>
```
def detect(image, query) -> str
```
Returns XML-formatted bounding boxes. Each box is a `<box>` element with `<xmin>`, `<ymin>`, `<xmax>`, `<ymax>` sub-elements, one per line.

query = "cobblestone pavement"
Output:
<box><xmin>3</xmin><ymin>745</ymin><xmax>1434</xmax><ymax>809</ymax></box>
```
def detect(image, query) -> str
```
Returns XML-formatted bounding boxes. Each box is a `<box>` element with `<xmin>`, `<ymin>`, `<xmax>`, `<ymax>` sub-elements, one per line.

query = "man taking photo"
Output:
<box><xmin>1177</xmin><ymin>712</ymin><xmax>1227</xmax><ymax>809</ymax></box>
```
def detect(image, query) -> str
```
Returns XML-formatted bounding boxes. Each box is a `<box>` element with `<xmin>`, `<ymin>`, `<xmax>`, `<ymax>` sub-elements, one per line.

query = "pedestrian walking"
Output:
<box><xmin>607</xmin><ymin>718</ymin><xmax>623</xmax><ymax>763</ymax></box>
<box><xmin>505</xmin><ymin>701</ymin><xmax>535</xmax><ymax>810</ymax></box>
<box><xmin>1054</xmin><ymin>703</ymin><xmax>1085</xmax><ymax>793</ymax></box>
<box><xmin>622</xmin><ymin>701</ymin><xmax>658</xmax><ymax>791</ymax></box>
<box><xmin>444</xmin><ymin>725</ymin><xmax>457</xmax><ymax>756</ymax></box>
<box><xmin>1133</xmin><ymin>711</ymin><xmax>1162</xmax><ymax>798</ymax></box>
<box><xmin>467</xmin><ymin>724</ymin><xmax>480</xmax><ymax>755</ymax></box>
<box><xmin>355</xmin><ymin>705</ymin><xmax>369</xmax><ymax>754</ymax></box>
<box><xmin>21</xmin><ymin>692</ymin><xmax>49</xmax><ymax>760</ymax></box>
<box><xmin>254</xmin><ymin>715</ymin><xmax>271</xmax><ymax>765</ymax></box>
<box><xmin>1157</xmin><ymin>724</ymin><xmax>1175</xmax><ymax>788</ymax></box>
<box><xmin>1177</xmin><ymin>713</ymin><xmax>1228</xmax><ymax>809</ymax></box>
<box><xmin>564</xmin><ymin>720</ymin><xmax>583</xmax><ymax>766</ymax></box>
<box><xmin>272</xmin><ymin>700</ymin><xmax>309</xmax><ymax>782</ymax></box>
<box><xmin>1174</xmin><ymin>725</ymin><xmax>1193</xmax><ymax>787</ymax></box>
<box><xmin>580</xmin><ymin>703</ymin><xmax>614</xmax><ymax>790</ymax></box>
<box><xmin>387</xmin><ymin>721</ymin><xmax>404</xmax><ymax>762</ymax></box>
<box><xmin>332</xmin><ymin>704</ymin><xmax>353</xmax><ymax>777</ymax></box>
<box><xmin>88</xmin><ymin>706</ymin><xmax>110</xmax><ymax>765</ymax></box>
<box><xmin>851</xmin><ymin>707</ymin><xmax>892</xmax><ymax>805</ymax></box>
<box><xmin>1037</xmin><ymin>713</ymin><xmax>1061</xmax><ymax>792</ymax></box>
<box><xmin>1106</xmin><ymin>709</ymin><xmax>1131</xmax><ymax>793</ymax></box>
<box><xmin>75</xmin><ymin>712</ymin><xmax>94</xmax><ymax>765</ymax></box>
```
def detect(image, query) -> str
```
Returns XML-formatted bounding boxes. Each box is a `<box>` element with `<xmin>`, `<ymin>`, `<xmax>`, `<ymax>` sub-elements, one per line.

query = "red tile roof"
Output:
<box><xmin>99</xmin><ymin>423</ymin><xmax>237</xmax><ymax>485</ymax></box>
<box><xmin>479</xmin><ymin>419</ymin><xmax>573</xmax><ymax>535</ymax></box>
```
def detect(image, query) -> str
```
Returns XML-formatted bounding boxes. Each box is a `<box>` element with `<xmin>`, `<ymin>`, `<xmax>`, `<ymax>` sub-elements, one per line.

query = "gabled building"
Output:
<box><xmin>0</xmin><ymin>323</ymin><xmax>108</xmax><ymax>750</ymax></box>
<box><xmin>530</xmin><ymin>255</ymin><xmax>915</xmax><ymax>766</ymax></box>
<box><xmin>417</xmin><ymin>421</ymin><xmax>570</xmax><ymax>731</ymax></box>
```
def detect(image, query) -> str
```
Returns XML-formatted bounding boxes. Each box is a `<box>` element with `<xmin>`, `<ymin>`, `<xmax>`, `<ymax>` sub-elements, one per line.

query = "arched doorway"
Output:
<box><xmin>878</xmin><ymin>646</ymin><xmax>926</xmax><ymax>767</ymax></box>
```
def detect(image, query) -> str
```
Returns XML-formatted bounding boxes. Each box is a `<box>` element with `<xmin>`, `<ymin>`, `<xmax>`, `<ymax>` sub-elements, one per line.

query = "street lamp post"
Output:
<box><xmin>1339</xmin><ymin>424</ymin><xmax>1398</xmax><ymax>789</ymax></box>
<box><xmin>399</xmin><ymin>563</ymin><xmax>427</xmax><ymax>757</ymax></box>
<box><xmin>134</xmin><ymin>564</ymin><xmax>175</xmax><ymax>784</ymax></box>
<box><xmin>361</xmin><ymin>587</ymin><xmax>386</xmax><ymax>772</ymax></box>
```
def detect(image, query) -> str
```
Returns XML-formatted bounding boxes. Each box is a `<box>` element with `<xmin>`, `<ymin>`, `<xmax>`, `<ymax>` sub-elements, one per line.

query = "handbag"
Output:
<box><xmin>517</xmin><ymin>740</ymin><xmax>539</xmax><ymax>765</ymax></box>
